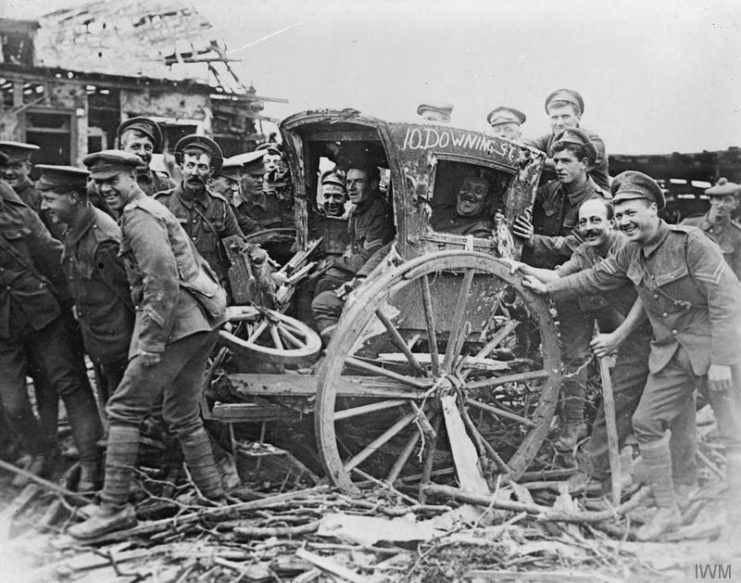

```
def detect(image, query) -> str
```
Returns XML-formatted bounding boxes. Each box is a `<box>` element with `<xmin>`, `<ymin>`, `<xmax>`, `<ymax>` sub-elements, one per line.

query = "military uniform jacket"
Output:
<box><xmin>241</xmin><ymin>189</ymin><xmax>294</xmax><ymax>230</ymax></box>
<box><xmin>0</xmin><ymin>182</ymin><xmax>67</xmax><ymax>339</ymax></box>
<box><xmin>328</xmin><ymin>195</ymin><xmax>394</xmax><ymax>277</ymax></box>
<box><xmin>430</xmin><ymin>208</ymin><xmax>494</xmax><ymax>238</ymax></box>
<box><xmin>547</xmin><ymin>221</ymin><xmax>741</xmax><ymax>375</ymax></box>
<box><xmin>681</xmin><ymin>214</ymin><xmax>741</xmax><ymax>281</ymax></box>
<box><xmin>139</xmin><ymin>168</ymin><xmax>176</xmax><ymax>197</ymax></box>
<box><xmin>119</xmin><ymin>192</ymin><xmax>227</xmax><ymax>356</ymax></box>
<box><xmin>230</xmin><ymin>193</ymin><xmax>261</xmax><ymax>235</ymax></box>
<box><xmin>62</xmin><ymin>206</ymin><xmax>134</xmax><ymax>364</ymax></box>
<box><xmin>155</xmin><ymin>185</ymin><xmax>244</xmax><ymax>283</ymax></box>
<box><xmin>528</xmin><ymin>128</ymin><xmax>610</xmax><ymax>190</ymax></box>
<box><xmin>15</xmin><ymin>178</ymin><xmax>41</xmax><ymax>213</ymax></box>
<box><xmin>528</xmin><ymin>177</ymin><xmax>608</xmax><ymax>268</ymax></box>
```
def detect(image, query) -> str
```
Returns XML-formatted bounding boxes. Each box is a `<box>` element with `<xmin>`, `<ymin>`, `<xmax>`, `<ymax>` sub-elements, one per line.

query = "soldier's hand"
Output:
<box><xmin>137</xmin><ymin>350</ymin><xmax>162</xmax><ymax>367</ymax></box>
<box><xmin>708</xmin><ymin>363</ymin><xmax>733</xmax><ymax>392</ymax></box>
<box><xmin>512</xmin><ymin>216</ymin><xmax>534</xmax><ymax>245</ymax></box>
<box><xmin>500</xmin><ymin>258</ymin><xmax>523</xmax><ymax>275</ymax></box>
<box><xmin>590</xmin><ymin>333</ymin><xmax>619</xmax><ymax>358</ymax></box>
<box><xmin>520</xmin><ymin>275</ymin><xmax>547</xmax><ymax>294</ymax></box>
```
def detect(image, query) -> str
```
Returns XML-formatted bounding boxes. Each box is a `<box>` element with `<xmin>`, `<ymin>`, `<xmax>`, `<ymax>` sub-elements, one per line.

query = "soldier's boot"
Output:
<box><xmin>68</xmin><ymin>425</ymin><xmax>139</xmax><ymax>539</ymax></box>
<box><xmin>634</xmin><ymin>436</ymin><xmax>681</xmax><ymax>541</ymax></box>
<box><xmin>181</xmin><ymin>428</ymin><xmax>225</xmax><ymax>501</ymax></box>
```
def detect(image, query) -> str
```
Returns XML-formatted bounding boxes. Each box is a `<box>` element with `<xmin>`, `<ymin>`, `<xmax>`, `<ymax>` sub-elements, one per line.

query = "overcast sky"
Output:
<box><xmin>4</xmin><ymin>0</ymin><xmax>741</xmax><ymax>154</ymax></box>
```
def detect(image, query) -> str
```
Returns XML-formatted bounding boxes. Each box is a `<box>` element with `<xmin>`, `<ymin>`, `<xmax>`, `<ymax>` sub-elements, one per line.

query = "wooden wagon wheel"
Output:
<box><xmin>314</xmin><ymin>250</ymin><xmax>562</xmax><ymax>493</ymax></box>
<box><xmin>218</xmin><ymin>306</ymin><xmax>321</xmax><ymax>365</ymax></box>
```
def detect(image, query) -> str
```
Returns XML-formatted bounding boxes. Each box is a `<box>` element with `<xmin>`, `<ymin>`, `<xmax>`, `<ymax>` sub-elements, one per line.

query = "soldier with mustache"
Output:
<box><xmin>430</xmin><ymin>174</ymin><xmax>495</xmax><ymax>237</ymax></box>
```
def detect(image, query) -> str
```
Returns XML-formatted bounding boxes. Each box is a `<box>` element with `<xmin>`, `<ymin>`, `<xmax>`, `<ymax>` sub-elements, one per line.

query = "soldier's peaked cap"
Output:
<box><xmin>174</xmin><ymin>134</ymin><xmax>223</xmax><ymax>175</ymax></box>
<box><xmin>611</xmin><ymin>171</ymin><xmax>665</xmax><ymax>210</ymax></box>
<box><xmin>217</xmin><ymin>158</ymin><xmax>243</xmax><ymax>181</ymax></box>
<box><xmin>83</xmin><ymin>150</ymin><xmax>145</xmax><ymax>179</ymax></box>
<box><xmin>35</xmin><ymin>165</ymin><xmax>89</xmax><ymax>192</ymax></box>
<box><xmin>0</xmin><ymin>141</ymin><xmax>40</xmax><ymax>163</ymax></box>
<box><xmin>320</xmin><ymin>170</ymin><xmax>345</xmax><ymax>189</ymax></box>
<box><xmin>487</xmin><ymin>106</ymin><xmax>526</xmax><ymax>127</ymax></box>
<box><xmin>705</xmin><ymin>177</ymin><xmax>741</xmax><ymax>197</ymax></box>
<box><xmin>550</xmin><ymin>127</ymin><xmax>597</xmax><ymax>163</ymax></box>
<box><xmin>117</xmin><ymin>117</ymin><xmax>164</xmax><ymax>152</ymax></box>
<box><xmin>545</xmin><ymin>88</ymin><xmax>584</xmax><ymax>115</ymax></box>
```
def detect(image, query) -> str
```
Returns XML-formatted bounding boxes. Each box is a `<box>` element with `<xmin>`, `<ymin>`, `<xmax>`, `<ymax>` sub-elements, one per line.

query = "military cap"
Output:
<box><xmin>320</xmin><ymin>170</ymin><xmax>345</xmax><ymax>189</ymax></box>
<box><xmin>117</xmin><ymin>117</ymin><xmax>164</xmax><ymax>152</ymax></box>
<box><xmin>217</xmin><ymin>159</ymin><xmax>242</xmax><ymax>181</ymax></box>
<box><xmin>227</xmin><ymin>150</ymin><xmax>266</xmax><ymax>167</ymax></box>
<box><xmin>544</xmin><ymin>88</ymin><xmax>584</xmax><ymax>115</ymax></box>
<box><xmin>487</xmin><ymin>106</ymin><xmax>526</xmax><ymax>127</ymax></box>
<box><xmin>611</xmin><ymin>170</ymin><xmax>665</xmax><ymax>210</ymax></box>
<box><xmin>35</xmin><ymin>164</ymin><xmax>89</xmax><ymax>192</ymax></box>
<box><xmin>174</xmin><ymin>134</ymin><xmax>223</xmax><ymax>175</ymax></box>
<box><xmin>255</xmin><ymin>142</ymin><xmax>283</xmax><ymax>157</ymax></box>
<box><xmin>0</xmin><ymin>141</ymin><xmax>40</xmax><ymax>164</ymax></box>
<box><xmin>550</xmin><ymin>127</ymin><xmax>598</xmax><ymax>163</ymax></box>
<box><xmin>417</xmin><ymin>101</ymin><xmax>454</xmax><ymax>118</ymax></box>
<box><xmin>83</xmin><ymin>150</ymin><xmax>145</xmax><ymax>179</ymax></box>
<box><xmin>705</xmin><ymin>177</ymin><xmax>741</xmax><ymax>197</ymax></box>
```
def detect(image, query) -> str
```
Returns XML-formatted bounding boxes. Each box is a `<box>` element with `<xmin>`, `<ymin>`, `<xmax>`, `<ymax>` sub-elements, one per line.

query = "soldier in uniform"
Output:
<box><xmin>526</xmin><ymin>89</ymin><xmax>609</xmax><ymax>190</ymax></box>
<box><xmin>524</xmin><ymin>171</ymin><xmax>741</xmax><ymax>541</ymax></box>
<box><xmin>116</xmin><ymin>117</ymin><xmax>176</xmax><ymax>196</ymax></box>
<box><xmin>37</xmin><ymin>165</ymin><xmax>134</xmax><ymax>404</ymax></box>
<box><xmin>242</xmin><ymin>144</ymin><xmax>293</xmax><ymax>231</ymax></box>
<box><xmin>0</xmin><ymin>141</ymin><xmax>42</xmax><ymax>213</ymax></box>
<box><xmin>513</xmin><ymin>128</ymin><xmax>609</xmax><ymax>449</ymax></box>
<box><xmin>312</xmin><ymin>164</ymin><xmax>395</xmax><ymax>339</ymax></box>
<box><xmin>430</xmin><ymin>174</ymin><xmax>495</xmax><ymax>237</ymax></box>
<box><xmin>417</xmin><ymin>102</ymin><xmax>454</xmax><ymax>124</ymax></box>
<box><xmin>0</xmin><ymin>160</ymin><xmax>102</xmax><ymax>488</ymax></box>
<box><xmin>155</xmin><ymin>135</ymin><xmax>244</xmax><ymax>289</ymax></box>
<box><xmin>70</xmin><ymin>151</ymin><xmax>227</xmax><ymax>539</ymax></box>
<box><xmin>486</xmin><ymin>106</ymin><xmax>526</xmax><ymax>141</ymax></box>
<box><xmin>682</xmin><ymin>178</ymin><xmax>741</xmax><ymax>280</ymax></box>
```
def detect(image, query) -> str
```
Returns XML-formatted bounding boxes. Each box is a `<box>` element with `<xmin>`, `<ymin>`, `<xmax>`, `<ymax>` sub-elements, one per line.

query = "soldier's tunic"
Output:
<box><xmin>682</xmin><ymin>214</ymin><xmax>741</xmax><ymax>281</ymax></box>
<box><xmin>241</xmin><ymin>189</ymin><xmax>294</xmax><ymax>230</ymax></box>
<box><xmin>528</xmin><ymin>128</ymin><xmax>609</xmax><ymax>190</ymax></box>
<box><xmin>311</xmin><ymin>194</ymin><xmax>394</xmax><ymax>332</ymax></box>
<box><xmin>138</xmin><ymin>168</ymin><xmax>176</xmax><ymax>197</ymax></box>
<box><xmin>548</xmin><ymin>222</ymin><xmax>741</xmax><ymax>453</ymax></box>
<box><xmin>62</xmin><ymin>206</ymin><xmax>134</xmax><ymax>394</ymax></box>
<box><xmin>0</xmin><ymin>182</ymin><xmax>101</xmax><ymax>461</ymax></box>
<box><xmin>430</xmin><ymin>208</ymin><xmax>494</xmax><ymax>237</ymax></box>
<box><xmin>155</xmin><ymin>185</ymin><xmax>244</xmax><ymax>286</ymax></box>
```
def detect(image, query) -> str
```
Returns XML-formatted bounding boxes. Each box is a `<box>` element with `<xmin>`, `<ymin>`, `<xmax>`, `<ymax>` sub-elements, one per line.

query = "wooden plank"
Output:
<box><xmin>441</xmin><ymin>395</ymin><xmax>490</xmax><ymax>495</ymax></box>
<box><xmin>229</xmin><ymin>374</ymin><xmax>426</xmax><ymax>400</ymax></box>
<box><xmin>378</xmin><ymin>352</ymin><xmax>509</xmax><ymax>372</ymax></box>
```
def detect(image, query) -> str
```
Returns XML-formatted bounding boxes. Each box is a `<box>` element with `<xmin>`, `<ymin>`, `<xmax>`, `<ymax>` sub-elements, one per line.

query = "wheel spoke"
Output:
<box><xmin>247</xmin><ymin>319</ymin><xmax>269</xmax><ymax>343</ymax></box>
<box><xmin>345</xmin><ymin>356</ymin><xmax>431</xmax><ymax>390</ymax></box>
<box><xmin>386</xmin><ymin>430</ymin><xmax>421</xmax><ymax>484</ymax></box>
<box><xmin>460</xmin><ymin>404</ymin><xmax>511</xmax><ymax>473</ymax></box>
<box><xmin>277</xmin><ymin>325</ymin><xmax>304</xmax><ymax>348</ymax></box>
<box><xmin>474</xmin><ymin>320</ymin><xmax>520</xmax><ymax>359</ymax></box>
<box><xmin>343</xmin><ymin>411</ymin><xmax>417</xmax><ymax>471</ymax></box>
<box><xmin>375</xmin><ymin>308</ymin><xmax>424</xmax><ymax>372</ymax></box>
<box><xmin>419</xmin><ymin>413</ymin><xmax>442</xmax><ymax>500</ymax></box>
<box><xmin>442</xmin><ymin>268</ymin><xmax>475</xmax><ymax>372</ymax></box>
<box><xmin>269</xmin><ymin>325</ymin><xmax>284</xmax><ymax>349</ymax></box>
<box><xmin>334</xmin><ymin>399</ymin><xmax>407</xmax><ymax>420</ymax></box>
<box><xmin>466</xmin><ymin>369</ymin><xmax>550</xmax><ymax>391</ymax></box>
<box><xmin>467</xmin><ymin>398</ymin><xmax>536</xmax><ymax>428</ymax></box>
<box><xmin>418</xmin><ymin>274</ymin><xmax>441</xmax><ymax>376</ymax></box>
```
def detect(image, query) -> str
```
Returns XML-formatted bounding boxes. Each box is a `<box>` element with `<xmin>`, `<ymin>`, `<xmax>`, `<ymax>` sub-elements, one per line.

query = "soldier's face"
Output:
<box><xmin>708</xmin><ymin>194</ymin><xmax>738</xmax><ymax>222</ymax></box>
<box><xmin>578</xmin><ymin>200</ymin><xmax>613</xmax><ymax>247</ymax></box>
<box><xmin>321</xmin><ymin>184</ymin><xmax>347</xmax><ymax>217</ymax></box>
<box><xmin>210</xmin><ymin>176</ymin><xmax>240</xmax><ymax>198</ymax></box>
<box><xmin>548</xmin><ymin>104</ymin><xmax>580</xmax><ymax>133</ymax></box>
<box><xmin>490</xmin><ymin>123</ymin><xmax>521</xmax><ymax>141</ymax></box>
<box><xmin>95</xmin><ymin>171</ymin><xmax>138</xmax><ymax>211</ymax></box>
<box><xmin>456</xmin><ymin>177</ymin><xmax>489</xmax><ymax>217</ymax></box>
<box><xmin>421</xmin><ymin>110</ymin><xmax>449</xmax><ymax>123</ymax></box>
<box><xmin>346</xmin><ymin>169</ymin><xmax>374</xmax><ymax>204</ymax></box>
<box><xmin>264</xmin><ymin>153</ymin><xmax>284</xmax><ymax>174</ymax></box>
<box><xmin>615</xmin><ymin>199</ymin><xmax>658</xmax><ymax>244</ymax></box>
<box><xmin>40</xmin><ymin>190</ymin><xmax>78</xmax><ymax>224</ymax></box>
<box><xmin>181</xmin><ymin>152</ymin><xmax>213</xmax><ymax>191</ymax></box>
<box><xmin>0</xmin><ymin>160</ymin><xmax>31</xmax><ymax>188</ymax></box>
<box><xmin>120</xmin><ymin>131</ymin><xmax>154</xmax><ymax>166</ymax></box>
<box><xmin>553</xmin><ymin>150</ymin><xmax>587</xmax><ymax>185</ymax></box>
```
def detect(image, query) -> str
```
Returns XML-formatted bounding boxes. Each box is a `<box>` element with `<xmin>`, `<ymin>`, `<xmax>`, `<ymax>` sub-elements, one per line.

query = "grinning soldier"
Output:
<box><xmin>430</xmin><ymin>174</ymin><xmax>495</xmax><ymax>237</ymax></box>
<box><xmin>116</xmin><ymin>117</ymin><xmax>176</xmax><ymax>196</ymax></box>
<box><xmin>523</xmin><ymin>171</ymin><xmax>741</xmax><ymax>541</ymax></box>
<box><xmin>70</xmin><ymin>150</ymin><xmax>228</xmax><ymax>539</ymax></box>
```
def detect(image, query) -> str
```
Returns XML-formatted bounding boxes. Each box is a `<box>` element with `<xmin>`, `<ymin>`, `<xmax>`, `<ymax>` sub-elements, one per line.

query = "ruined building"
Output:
<box><xmin>0</xmin><ymin>0</ymin><xmax>284</xmax><ymax>166</ymax></box>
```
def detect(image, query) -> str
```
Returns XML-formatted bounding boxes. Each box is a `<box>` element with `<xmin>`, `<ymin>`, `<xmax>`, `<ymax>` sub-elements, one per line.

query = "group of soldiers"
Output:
<box><xmin>0</xmin><ymin>85</ymin><xmax>740</xmax><ymax>545</ymax></box>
